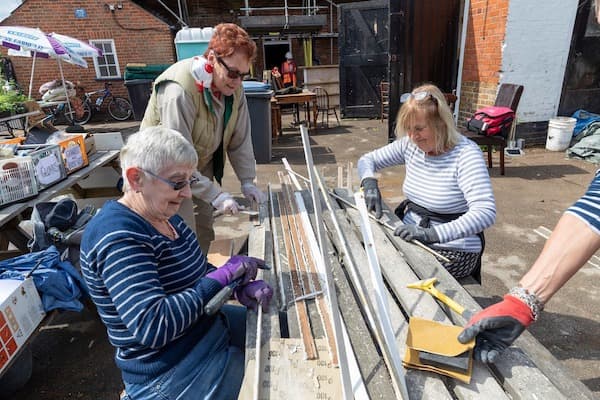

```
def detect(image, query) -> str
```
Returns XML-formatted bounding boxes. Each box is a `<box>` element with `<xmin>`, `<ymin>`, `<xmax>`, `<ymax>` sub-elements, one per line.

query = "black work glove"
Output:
<box><xmin>457</xmin><ymin>295</ymin><xmax>534</xmax><ymax>363</ymax></box>
<box><xmin>361</xmin><ymin>178</ymin><xmax>382</xmax><ymax>218</ymax></box>
<box><xmin>394</xmin><ymin>224</ymin><xmax>439</xmax><ymax>244</ymax></box>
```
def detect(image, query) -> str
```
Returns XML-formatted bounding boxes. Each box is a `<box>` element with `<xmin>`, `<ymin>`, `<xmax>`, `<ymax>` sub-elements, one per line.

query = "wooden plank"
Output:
<box><xmin>374</xmin><ymin>200</ymin><xmax>575</xmax><ymax>400</ymax></box>
<box><xmin>323</xmin><ymin>207</ymin><xmax>453</xmax><ymax>399</ymax></box>
<box><xmin>240</xmin><ymin>339</ymin><xmax>342</xmax><ymax>400</ymax></box>
<box><xmin>326</xmin><ymin>243</ymin><xmax>395</xmax><ymax>399</ymax></box>
<box><xmin>352</xmin><ymin>191</ymin><xmax>409</xmax><ymax>399</ymax></box>
<box><xmin>276</xmin><ymin>190</ymin><xmax>318</xmax><ymax>359</ymax></box>
<box><xmin>345</xmin><ymin>206</ymin><xmax>509</xmax><ymax>399</ymax></box>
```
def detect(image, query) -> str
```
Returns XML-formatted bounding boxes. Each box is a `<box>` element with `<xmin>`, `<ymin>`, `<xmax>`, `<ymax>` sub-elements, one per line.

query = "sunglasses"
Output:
<box><xmin>140</xmin><ymin>168</ymin><xmax>200</xmax><ymax>191</ymax></box>
<box><xmin>400</xmin><ymin>91</ymin><xmax>437</xmax><ymax>104</ymax></box>
<box><xmin>216</xmin><ymin>56</ymin><xmax>250</xmax><ymax>80</ymax></box>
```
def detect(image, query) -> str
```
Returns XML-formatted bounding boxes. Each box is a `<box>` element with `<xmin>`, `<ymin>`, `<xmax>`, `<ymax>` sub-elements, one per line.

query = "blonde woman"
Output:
<box><xmin>358</xmin><ymin>83</ymin><xmax>496</xmax><ymax>281</ymax></box>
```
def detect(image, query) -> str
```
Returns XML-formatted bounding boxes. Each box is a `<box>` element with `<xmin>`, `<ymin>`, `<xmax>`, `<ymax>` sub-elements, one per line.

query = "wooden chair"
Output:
<box><xmin>464</xmin><ymin>83</ymin><xmax>524</xmax><ymax>176</ymax></box>
<box><xmin>380</xmin><ymin>81</ymin><xmax>390</xmax><ymax>122</ymax></box>
<box><xmin>314</xmin><ymin>86</ymin><xmax>340</xmax><ymax>128</ymax></box>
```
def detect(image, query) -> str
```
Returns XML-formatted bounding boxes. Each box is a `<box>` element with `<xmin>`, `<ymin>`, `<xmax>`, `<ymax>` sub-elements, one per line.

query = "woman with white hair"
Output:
<box><xmin>358</xmin><ymin>83</ymin><xmax>496</xmax><ymax>281</ymax></box>
<box><xmin>80</xmin><ymin>126</ymin><xmax>273</xmax><ymax>399</ymax></box>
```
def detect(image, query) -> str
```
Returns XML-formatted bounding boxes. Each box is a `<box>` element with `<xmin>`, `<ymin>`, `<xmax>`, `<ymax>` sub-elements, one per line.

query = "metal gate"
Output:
<box><xmin>339</xmin><ymin>0</ymin><xmax>389</xmax><ymax>118</ymax></box>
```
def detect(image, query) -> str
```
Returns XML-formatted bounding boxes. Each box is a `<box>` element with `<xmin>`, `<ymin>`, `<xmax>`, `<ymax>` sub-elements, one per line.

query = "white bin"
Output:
<box><xmin>546</xmin><ymin>117</ymin><xmax>576</xmax><ymax>151</ymax></box>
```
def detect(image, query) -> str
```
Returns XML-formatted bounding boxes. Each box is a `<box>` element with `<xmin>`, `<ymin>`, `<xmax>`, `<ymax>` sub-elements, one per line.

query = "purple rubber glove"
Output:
<box><xmin>205</xmin><ymin>255</ymin><xmax>263</xmax><ymax>287</ymax></box>
<box><xmin>234</xmin><ymin>280</ymin><xmax>273</xmax><ymax>312</ymax></box>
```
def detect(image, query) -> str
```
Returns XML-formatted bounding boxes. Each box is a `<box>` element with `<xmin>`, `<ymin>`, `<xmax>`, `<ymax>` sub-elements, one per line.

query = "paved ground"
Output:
<box><xmin>4</xmin><ymin>115</ymin><xmax>599</xmax><ymax>399</ymax></box>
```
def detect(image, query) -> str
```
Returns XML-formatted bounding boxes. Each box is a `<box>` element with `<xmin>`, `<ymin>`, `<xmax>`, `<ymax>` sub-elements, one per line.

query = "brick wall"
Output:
<box><xmin>459</xmin><ymin>0</ymin><xmax>509</xmax><ymax>126</ymax></box>
<box><xmin>1</xmin><ymin>0</ymin><xmax>174</xmax><ymax>101</ymax></box>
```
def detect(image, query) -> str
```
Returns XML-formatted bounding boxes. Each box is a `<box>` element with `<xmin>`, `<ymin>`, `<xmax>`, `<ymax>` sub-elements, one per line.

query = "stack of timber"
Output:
<box><xmin>239</xmin><ymin>168</ymin><xmax>595</xmax><ymax>400</ymax></box>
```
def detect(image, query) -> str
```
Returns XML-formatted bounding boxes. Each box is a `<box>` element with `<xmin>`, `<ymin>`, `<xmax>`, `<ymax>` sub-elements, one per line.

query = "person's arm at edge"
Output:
<box><xmin>519</xmin><ymin>212</ymin><xmax>600</xmax><ymax>304</ymax></box>
<box><xmin>226</xmin><ymin>91</ymin><xmax>256</xmax><ymax>187</ymax></box>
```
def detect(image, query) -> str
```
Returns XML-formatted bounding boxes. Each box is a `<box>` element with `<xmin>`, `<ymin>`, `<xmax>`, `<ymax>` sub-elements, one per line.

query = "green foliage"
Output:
<box><xmin>0</xmin><ymin>77</ymin><xmax>30</xmax><ymax>114</ymax></box>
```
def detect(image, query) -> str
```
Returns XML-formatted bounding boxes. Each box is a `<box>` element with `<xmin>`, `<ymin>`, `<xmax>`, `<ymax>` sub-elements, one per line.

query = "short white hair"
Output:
<box><xmin>120</xmin><ymin>127</ymin><xmax>198</xmax><ymax>189</ymax></box>
<box><xmin>285</xmin><ymin>51</ymin><xmax>293</xmax><ymax>59</ymax></box>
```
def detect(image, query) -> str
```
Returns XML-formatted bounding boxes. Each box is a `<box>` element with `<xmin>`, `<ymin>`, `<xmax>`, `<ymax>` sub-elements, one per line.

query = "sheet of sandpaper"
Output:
<box><xmin>403</xmin><ymin>316</ymin><xmax>475</xmax><ymax>383</ymax></box>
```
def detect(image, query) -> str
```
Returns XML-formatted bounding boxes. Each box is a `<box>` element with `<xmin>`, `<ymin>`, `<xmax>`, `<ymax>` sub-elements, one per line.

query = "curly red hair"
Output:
<box><xmin>205</xmin><ymin>23</ymin><xmax>256</xmax><ymax>62</ymax></box>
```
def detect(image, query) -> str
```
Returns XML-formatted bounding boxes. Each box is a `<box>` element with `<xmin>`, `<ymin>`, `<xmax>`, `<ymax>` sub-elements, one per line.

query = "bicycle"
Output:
<box><xmin>73</xmin><ymin>82</ymin><xmax>133</xmax><ymax>125</ymax></box>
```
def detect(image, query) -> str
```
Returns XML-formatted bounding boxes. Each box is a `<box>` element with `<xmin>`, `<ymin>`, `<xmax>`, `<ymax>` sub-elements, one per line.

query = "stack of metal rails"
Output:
<box><xmin>238</xmin><ymin>127</ymin><xmax>595</xmax><ymax>400</ymax></box>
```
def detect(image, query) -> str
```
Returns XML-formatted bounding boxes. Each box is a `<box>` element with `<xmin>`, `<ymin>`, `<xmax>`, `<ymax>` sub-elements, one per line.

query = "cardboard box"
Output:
<box><xmin>0</xmin><ymin>278</ymin><xmax>45</xmax><ymax>375</ymax></box>
<box><xmin>55</xmin><ymin>134</ymin><xmax>89</xmax><ymax>174</ymax></box>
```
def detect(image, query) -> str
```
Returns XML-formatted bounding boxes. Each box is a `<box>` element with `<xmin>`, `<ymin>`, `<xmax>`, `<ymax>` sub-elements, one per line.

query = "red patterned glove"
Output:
<box><xmin>457</xmin><ymin>294</ymin><xmax>535</xmax><ymax>363</ymax></box>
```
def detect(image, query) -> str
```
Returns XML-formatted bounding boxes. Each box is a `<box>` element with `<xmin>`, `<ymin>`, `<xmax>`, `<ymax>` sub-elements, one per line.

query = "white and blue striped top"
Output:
<box><xmin>80</xmin><ymin>200</ymin><xmax>224</xmax><ymax>384</ymax></box>
<box><xmin>358</xmin><ymin>135</ymin><xmax>496</xmax><ymax>252</ymax></box>
<box><xmin>566</xmin><ymin>170</ymin><xmax>600</xmax><ymax>235</ymax></box>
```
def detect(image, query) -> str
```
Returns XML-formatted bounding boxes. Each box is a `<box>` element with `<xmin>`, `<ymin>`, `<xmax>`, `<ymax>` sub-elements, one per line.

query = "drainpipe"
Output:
<box><xmin>454</xmin><ymin>0</ymin><xmax>470</xmax><ymax>124</ymax></box>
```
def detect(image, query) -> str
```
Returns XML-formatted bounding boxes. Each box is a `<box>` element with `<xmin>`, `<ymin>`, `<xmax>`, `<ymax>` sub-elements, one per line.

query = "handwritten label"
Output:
<box><xmin>64</xmin><ymin>142</ymin><xmax>84</xmax><ymax>171</ymax></box>
<box><xmin>35</xmin><ymin>154</ymin><xmax>61</xmax><ymax>185</ymax></box>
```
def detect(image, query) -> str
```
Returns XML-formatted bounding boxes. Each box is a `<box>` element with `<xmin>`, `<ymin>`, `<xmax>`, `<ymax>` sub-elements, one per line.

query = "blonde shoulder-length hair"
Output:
<box><xmin>395</xmin><ymin>83</ymin><xmax>462</xmax><ymax>155</ymax></box>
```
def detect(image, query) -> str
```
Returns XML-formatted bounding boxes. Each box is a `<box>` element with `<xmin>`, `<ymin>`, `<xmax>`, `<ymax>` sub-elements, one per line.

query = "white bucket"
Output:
<box><xmin>546</xmin><ymin>117</ymin><xmax>576</xmax><ymax>151</ymax></box>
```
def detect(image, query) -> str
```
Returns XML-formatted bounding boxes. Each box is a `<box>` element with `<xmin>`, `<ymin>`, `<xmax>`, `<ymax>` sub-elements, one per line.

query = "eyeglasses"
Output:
<box><xmin>400</xmin><ymin>91</ymin><xmax>437</xmax><ymax>104</ymax></box>
<box><xmin>140</xmin><ymin>168</ymin><xmax>200</xmax><ymax>191</ymax></box>
<box><xmin>216</xmin><ymin>56</ymin><xmax>250</xmax><ymax>80</ymax></box>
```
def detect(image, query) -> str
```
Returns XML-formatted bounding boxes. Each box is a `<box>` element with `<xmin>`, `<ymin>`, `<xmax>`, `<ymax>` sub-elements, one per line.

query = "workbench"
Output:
<box><xmin>239</xmin><ymin>169</ymin><xmax>596</xmax><ymax>400</ymax></box>
<box><xmin>0</xmin><ymin>150</ymin><xmax>120</xmax><ymax>260</ymax></box>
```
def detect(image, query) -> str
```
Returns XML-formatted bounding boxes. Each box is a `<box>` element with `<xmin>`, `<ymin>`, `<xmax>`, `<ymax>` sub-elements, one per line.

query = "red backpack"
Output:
<box><xmin>466</xmin><ymin>106</ymin><xmax>515</xmax><ymax>137</ymax></box>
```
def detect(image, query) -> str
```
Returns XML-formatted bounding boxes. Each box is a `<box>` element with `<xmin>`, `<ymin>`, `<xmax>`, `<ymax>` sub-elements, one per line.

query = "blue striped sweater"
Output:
<box><xmin>358</xmin><ymin>135</ymin><xmax>496</xmax><ymax>252</ymax></box>
<box><xmin>566</xmin><ymin>170</ymin><xmax>600</xmax><ymax>235</ymax></box>
<box><xmin>80</xmin><ymin>200</ymin><xmax>224</xmax><ymax>384</ymax></box>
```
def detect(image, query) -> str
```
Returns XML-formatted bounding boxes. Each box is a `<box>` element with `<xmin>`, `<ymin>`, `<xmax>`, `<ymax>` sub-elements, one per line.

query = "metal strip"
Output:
<box><xmin>353</xmin><ymin>191</ymin><xmax>410</xmax><ymax>400</ymax></box>
<box><xmin>299</xmin><ymin>125</ymin><xmax>353</xmax><ymax>400</ymax></box>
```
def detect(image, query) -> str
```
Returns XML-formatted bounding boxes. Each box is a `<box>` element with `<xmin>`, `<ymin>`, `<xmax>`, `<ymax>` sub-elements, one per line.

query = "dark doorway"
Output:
<box><xmin>339</xmin><ymin>0</ymin><xmax>461</xmax><ymax>134</ymax></box>
<box><xmin>559</xmin><ymin>0</ymin><xmax>600</xmax><ymax>115</ymax></box>
<box><xmin>388</xmin><ymin>0</ymin><xmax>461</xmax><ymax>139</ymax></box>
<box><xmin>339</xmin><ymin>0</ymin><xmax>389</xmax><ymax>119</ymax></box>
<box><xmin>264</xmin><ymin>42</ymin><xmax>291</xmax><ymax>74</ymax></box>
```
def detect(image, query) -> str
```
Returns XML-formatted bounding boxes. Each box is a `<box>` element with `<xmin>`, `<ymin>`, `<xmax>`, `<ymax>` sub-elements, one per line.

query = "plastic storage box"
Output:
<box><xmin>0</xmin><ymin>157</ymin><xmax>38</xmax><ymax>207</ymax></box>
<box><xmin>17</xmin><ymin>144</ymin><xmax>67</xmax><ymax>190</ymax></box>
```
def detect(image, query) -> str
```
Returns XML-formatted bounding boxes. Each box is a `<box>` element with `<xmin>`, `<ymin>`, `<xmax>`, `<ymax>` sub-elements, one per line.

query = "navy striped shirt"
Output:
<box><xmin>358</xmin><ymin>135</ymin><xmax>496</xmax><ymax>252</ymax></box>
<box><xmin>80</xmin><ymin>200</ymin><xmax>223</xmax><ymax>384</ymax></box>
<box><xmin>566</xmin><ymin>170</ymin><xmax>600</xmax><ymax>235</ymax></box>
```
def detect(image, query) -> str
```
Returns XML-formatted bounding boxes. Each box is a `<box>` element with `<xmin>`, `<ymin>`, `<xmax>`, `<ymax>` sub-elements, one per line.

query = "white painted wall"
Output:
<box><xmin>501</xmin><ymin>0</ymin><xmax>578</xmax><ymax>122</ymax></box>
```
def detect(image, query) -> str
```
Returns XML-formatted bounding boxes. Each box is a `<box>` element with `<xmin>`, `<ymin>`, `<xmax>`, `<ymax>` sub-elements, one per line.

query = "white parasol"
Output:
<box><xmin>0</xmin><ymin>26</ymin><xmax>99</xmax><ymax>122</ymax></box>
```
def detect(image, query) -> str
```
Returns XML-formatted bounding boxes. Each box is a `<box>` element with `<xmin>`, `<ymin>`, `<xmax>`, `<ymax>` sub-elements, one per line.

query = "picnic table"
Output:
<box><xmin>0</xmin><ymin>150</ymin><xmax>120</xmax><ymax>261</ymax></box>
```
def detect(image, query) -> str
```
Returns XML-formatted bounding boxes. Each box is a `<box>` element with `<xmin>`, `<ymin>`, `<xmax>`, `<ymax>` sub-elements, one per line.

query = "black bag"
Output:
<box><xmin>467</xmin><ymin>106</ymin><xmax>515</xmax><ymax>137</ymax></box>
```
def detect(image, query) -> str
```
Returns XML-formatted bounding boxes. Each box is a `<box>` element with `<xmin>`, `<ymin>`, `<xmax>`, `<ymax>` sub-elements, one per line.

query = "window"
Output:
<box><xmin>90</xmin><ymin>39</ymin><xmax>121</xmax><ymax>78</ymax></box>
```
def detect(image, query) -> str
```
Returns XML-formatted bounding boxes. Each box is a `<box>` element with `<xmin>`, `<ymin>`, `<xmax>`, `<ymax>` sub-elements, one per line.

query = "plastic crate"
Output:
<box><xmin>0</xmin><ymin>137</ymin><xmax>25</xmax><ymax>145</ymax></box>
<box><xmin>54</xmin><ymin>134</ymin><xmax>89</xmax><ymax>174</ymax></box>
<box><xmin>17</xmin><ymin>144</ymin><xmax>67</xmax><ymax>190</ymax></box>
<box><xmin>0</xmin><ymin>157</ymin><xmax>38</xmax><ymax>207</ymax></box>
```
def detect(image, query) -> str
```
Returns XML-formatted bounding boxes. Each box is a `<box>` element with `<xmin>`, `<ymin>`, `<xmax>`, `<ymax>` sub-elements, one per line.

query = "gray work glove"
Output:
<box><xmin>394</xmin><ymin>224</ymin><xmax>439</xmax><ymax>244</ymax></box>
<box><xmin>361</xmin><ymin>178</ymin><xmax>383</xmax><ymax>219</ymax></box>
